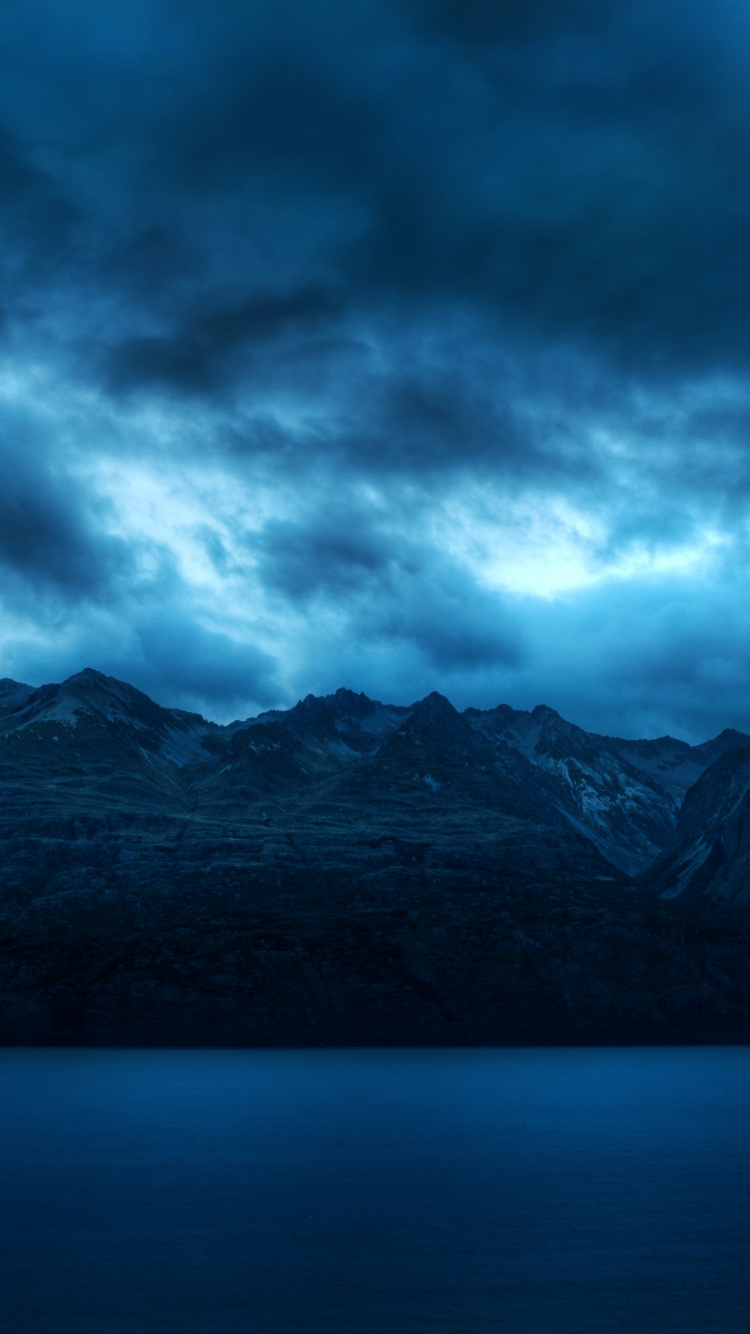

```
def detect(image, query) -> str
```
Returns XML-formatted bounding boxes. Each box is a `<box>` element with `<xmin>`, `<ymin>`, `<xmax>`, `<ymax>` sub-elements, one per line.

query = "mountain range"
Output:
<box><xmin>1</xmin><ymin>668</ymin><xmax>750</xmax><ymax>1045</ymax></box>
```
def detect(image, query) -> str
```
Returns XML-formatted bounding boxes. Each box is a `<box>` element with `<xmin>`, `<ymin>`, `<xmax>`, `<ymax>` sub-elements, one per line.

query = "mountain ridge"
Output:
<box><xmin>2</xmin><ymin>667</ymin><xmax>750</xmax><ymax>1045</ymax></box>
<box><xmin>2</xmin><ymin>667</ymin><xmax>748</xmax><ymax>877</ymax></box>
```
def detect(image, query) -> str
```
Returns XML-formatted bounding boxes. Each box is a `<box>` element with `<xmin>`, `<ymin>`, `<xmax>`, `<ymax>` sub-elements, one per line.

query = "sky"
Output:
<box><xmin>2</xmin><ymin>0</ymin><xmax>750</xmax><ymax>740</ymax></box>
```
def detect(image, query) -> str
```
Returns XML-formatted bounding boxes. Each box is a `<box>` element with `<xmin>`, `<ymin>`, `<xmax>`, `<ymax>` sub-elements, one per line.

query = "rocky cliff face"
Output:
<box><xmin>466</xmin><ymin>705</ymin><xmax>676</xmax><ymax>874</ymax></box>
<box><xmin>643</xmin><ymin>746</ymin><xmax>750</xmax><ymax>919</ymax></box>
<box><xmin>1</xmin><ymin>668</ymin><xmax>750</xmax><ymax>1045</ymax></box>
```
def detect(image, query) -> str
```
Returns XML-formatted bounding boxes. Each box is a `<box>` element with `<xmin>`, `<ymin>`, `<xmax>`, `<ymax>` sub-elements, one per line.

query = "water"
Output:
<box><xmin>0</xmin><ymin>1048</ymin><xmax>749</xmax><ymax>1333</ymax></box>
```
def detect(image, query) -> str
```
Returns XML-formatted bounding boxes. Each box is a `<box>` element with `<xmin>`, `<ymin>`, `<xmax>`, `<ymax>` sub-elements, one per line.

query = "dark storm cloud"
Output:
<box><xmin>405</xmin><ymin>0</ymin><xmax>614</xmax><ymax>45</ymax></box>
<box><xmin>105</xmin><ymin>287</ymin><xmax>341</xmax><ymax>395</ymax></box>
<box><xmin>259</xmin><ymin>511</ymin><xmax>392</xmax><ymax>600</ymax></box>
<box><xmin>158</xmin><ymin>0</ymin><xmax>750</xmax><ymax>374</ymax></box>
<box><xmin>258</xmin><ymin>500</ymin><xmax>523</xmax><ymax>671</ymax></box>
<box><xmin>218</xmin><ymin>336</ymin><xmax>605</xmax><ymax>486</ymax></box>
<box><xmin>0</xmin><ymin>411</ymin><xmax>128</xmax><ymax>598</ymax></box>
<box><xmin>0</xmin><ymin>121</ymin><xmax>79</xmax><ymax>317</ymax></box>
<box><xmin>367</xmin><ymin>572</ymin><xmax>523</xmax><ymax>672</ymax></box>
<box><xmin>3</xmin><ymin>0</ymin><xmax>750</xmax><ymax>390</ymax></box>
<box><xmin>0</xmin><ymin>127</ymin><xmax>40</xmax><ymax>202</ymax></box>
<box><xmin>134</xmin><ymin>612</ymin><xmax>279</xmax><ymax>709</ymax></box>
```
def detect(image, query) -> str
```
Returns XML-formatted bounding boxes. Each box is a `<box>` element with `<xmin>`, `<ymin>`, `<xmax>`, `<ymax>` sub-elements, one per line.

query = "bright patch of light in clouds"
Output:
<box><xmin>433</xmin><ymin>489</ymin><xmax>732</xmax><ymax>600</ymax></box>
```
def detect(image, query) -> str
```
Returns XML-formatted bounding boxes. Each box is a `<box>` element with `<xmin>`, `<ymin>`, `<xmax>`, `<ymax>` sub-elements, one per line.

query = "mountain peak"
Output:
<box><xmin>530</xmin><ymin>704</ymin><xmax>561</xmax><ymax>720</ymax></box>
<box><xmin>0</xmin><ymin>677</ymin><xmax>35</xmax><ymax>716</ymax></box>
<box><xmin>411</xmin><ymin>691</ymin><xmax>458</xmax><ymax>717</ymax></box>
<box><xmin>63</xmin><ymin>668</ymin><xmax>129</xmax><ymax>696</ymax></box>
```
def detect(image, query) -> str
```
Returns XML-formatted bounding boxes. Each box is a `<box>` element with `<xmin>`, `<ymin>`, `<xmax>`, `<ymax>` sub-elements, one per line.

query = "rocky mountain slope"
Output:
<box><xmin>2</xmin><ymin>670</ymin><xmax>745</xmax><ymax>861</ymax></box>
<box><xmin>1</xmin><ymin>668</ymin><xmax>750</xmax><ymax>1045</ymax></box>
<box><xmin>643</xmin><ymin>745</ymin><xmax>750</xmax><ymax>919</ymax></box>
<box><xmin>468</xmin><ymin>705</ymin><xmax>677</xmax><ymax>874</ymax></box>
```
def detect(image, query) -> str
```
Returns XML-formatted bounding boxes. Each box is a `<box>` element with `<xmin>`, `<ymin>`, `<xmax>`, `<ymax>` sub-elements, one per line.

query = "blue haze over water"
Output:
<box><xmin>1</xmin><ymin>1048</ymin><xmax>749</xmax><ymax>1333</ymax></box>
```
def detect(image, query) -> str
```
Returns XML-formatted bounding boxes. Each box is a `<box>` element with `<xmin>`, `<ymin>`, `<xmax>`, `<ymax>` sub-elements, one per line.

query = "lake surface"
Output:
<box><xmin>1</xmin><ymin>1048</ymin><xmax>749</xmax><ymax>1333</ymax></box>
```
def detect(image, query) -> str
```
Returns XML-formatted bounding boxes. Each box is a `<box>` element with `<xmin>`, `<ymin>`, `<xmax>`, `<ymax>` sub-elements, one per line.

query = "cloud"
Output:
<box><xmin>4</xmin><ymin>0</ymin><xmax>749</xmax><ymax>382</ymax></box>
<box><xmin>368</xmin><ymin>572</ymin><xmax>523</xmax><ymax>671</ymax></box>
<box><xmin>403</xmin><ymin>0</ymin><xmax>617</xmax><ymax>46</ymax></box>
<box><xmin>259</xmin><ymin>509</ymin><xmax>392</xmax><ymax>600</ymax></box>
<box><xmin>0</xmin><ymin>408</ymin><xmax>129</xmax><ymax>598</ymax></box>
<box><xmin>104</xmin><ymin>287</ymin><xmax>341</xmax><ymax>396</ymax></box>
<box><xmin>134</xmin><ymin>612</ymin><xmax>280</xmax><ymax>712</ymax></box>
<box><xmin>256</xmin><ymin>494</ymin><xmax>523</xmax><ymax>671</ymax></box>
<box><xmin>0</xmin><ymin>1</ymin><xmax>749</xmax><ymax>737</ymax></box>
